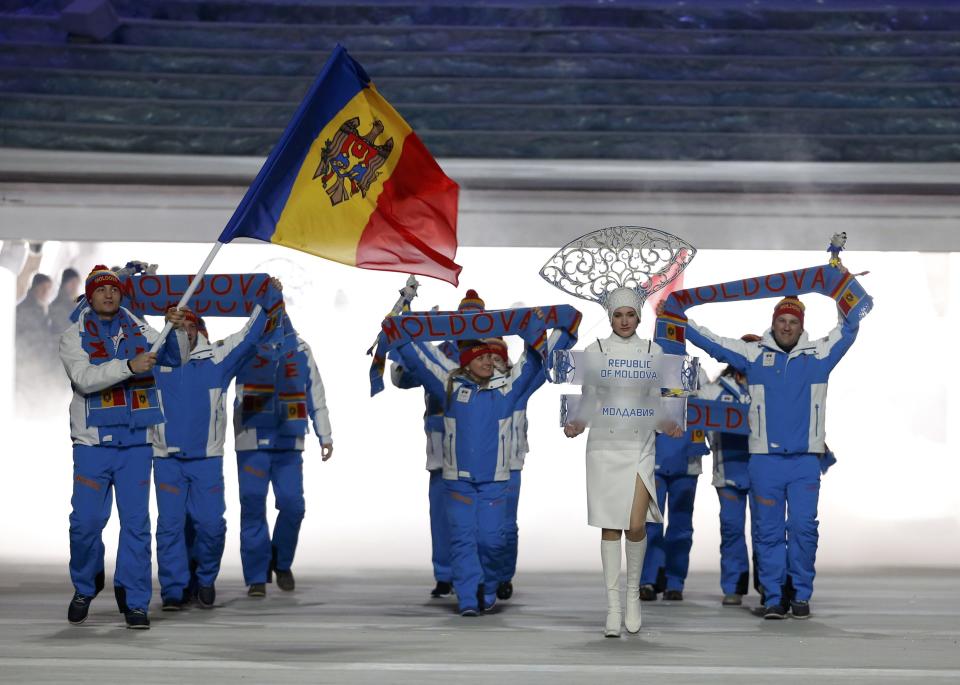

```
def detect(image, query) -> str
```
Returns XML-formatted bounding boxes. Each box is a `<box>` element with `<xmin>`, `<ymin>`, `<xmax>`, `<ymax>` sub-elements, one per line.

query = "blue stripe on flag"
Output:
<box><xmin>219</xmin><ymin>45</ymin><xmax>368</xmax><ymax>243</ymax></box>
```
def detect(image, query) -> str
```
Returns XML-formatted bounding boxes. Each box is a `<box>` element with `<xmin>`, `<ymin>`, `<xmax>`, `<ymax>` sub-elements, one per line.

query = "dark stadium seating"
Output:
<box><xmin>1</xmin><ymin>0</ymin><xmax>958</xmax><ymax>160</ymax></box>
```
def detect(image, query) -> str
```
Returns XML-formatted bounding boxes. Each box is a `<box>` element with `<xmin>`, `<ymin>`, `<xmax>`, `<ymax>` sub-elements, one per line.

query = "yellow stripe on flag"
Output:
<box><xmin>274</xmin><ymin>86</ymin><xmax>411</xmax><ymax>266</ymax></box>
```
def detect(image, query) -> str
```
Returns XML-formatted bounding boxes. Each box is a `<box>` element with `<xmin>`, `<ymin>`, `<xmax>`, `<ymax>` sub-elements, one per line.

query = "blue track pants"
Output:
<box><xmin>428</xmin><ymin>469</ymin><xmax>452</xmax><ymax>583</ymax></box>
<box><xmin>749</xmin><ymin>454</ymin><xmax>820</xmax><ymax>606</ymax></box>
<box><xmin>69</xmin><ymin>444</ymin><xmax>152</xmax><ymax>611</ymax></box>
<box><xmin>501</xmin><ymin>470</ymin><xmax>522</xmax><ymax>583</ymax></box>
<box><xmin>641</xmin><ymin>473</ymin><xmax>698</xmax><ymax>591</ymax></box>
<box><xmin>237</xmin><ymin>449</ymin><xmax>305</xmax><ymax>585</ymax></box>
<box><xmin>444</xmin><ymin>479</ymin><xmax>509</xmax><ymax>612</ymax></box>
<box><xmin>716</xmin><ymin>485</ymin><xmax>754</xmax><ymax>595</ymax></box>
<box><xmin>154</xmin><ymin>456</ymin><xmax>226</xmax><ymax>600</ymax></box>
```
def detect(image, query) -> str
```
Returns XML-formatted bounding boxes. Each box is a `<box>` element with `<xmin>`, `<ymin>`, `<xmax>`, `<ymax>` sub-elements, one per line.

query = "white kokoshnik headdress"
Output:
<box><xmin>539</xmin><ymin>226</ymin><xmax>696</xmax><ymax>321</ymax></box>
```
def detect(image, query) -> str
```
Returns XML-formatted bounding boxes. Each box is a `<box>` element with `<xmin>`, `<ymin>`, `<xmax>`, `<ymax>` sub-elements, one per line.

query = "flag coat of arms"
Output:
<box><xmin>219</xmin><ymin>45</ymin><xmax>461</xmax><ymax>285</ymax></box>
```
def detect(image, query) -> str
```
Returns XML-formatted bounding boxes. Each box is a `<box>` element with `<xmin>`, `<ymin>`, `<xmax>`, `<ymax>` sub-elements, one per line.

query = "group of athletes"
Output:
<box><xmin>60</xmin><ymin>261</ymin><xmax>864</xmax><ymax>635</ymax></box>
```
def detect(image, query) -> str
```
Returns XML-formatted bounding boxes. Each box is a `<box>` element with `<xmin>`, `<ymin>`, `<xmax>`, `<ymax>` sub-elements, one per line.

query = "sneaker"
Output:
<box><xmin>722</xmin><ymin>593</ymin><xmax>743</xmax><ymax>606</ymax></box>
<box><xmin>496</xmin><ymin>581</ymin><xmax>514</xmax><ymax>600</ymax></box>
<box><xmin>460</xmin><ymin>607</ymin><xmax>479</xmax><ymax>617</ymax></box>
<box><xmin>124</xmin><ymin>608</ymin><xmax>151</xmax><ymax>629</ymax></box>
<box><xmin>67</xmin><ymin>592</ymin><xmax>92</xmax><ymax>625</ymax></box>
<box><xmin>161</xmin><ymin>596</ymin><xmax>183</xmax><ymax>612</ymax></box>
<box><xmin>639</xmin><ymin>584</ymin><xmax>657</xmax><ymax>601</ymax></box>
<box><xmin>275</xmin><ymin>568</ymin><xmax>295</xmax><ymax>592</ymax></box>
<box><xmin>196</xmin><ymin>585</ymin><xmax>216</xmax><ymax>609</ymax></box>
<box><xmin>483</xmin><ymin>597</ymin><xmax>498</xmax><ymax>614</ymax></box>
<box><xmin>430</xmin><ymin>581</ymin><xmax>453</xmax><ymax>598</ymax></box>
<box><xmin>663</xmin><ymin>590</ymin><xmax>683</xmax><ymax>601</ymax></box>
<box><xmin>114</xmin><ymin>585</ymin><xmax>129</xmax><ymax>614</ymax></box>
<box><xmin>247</xmin><ymin>583</ymin><xmax>266</xmax><ymax>598</ymax></box>
<box><xmin>762</xmin><ymin>604</ymin><xmax>787</xmax><ymax>620</ymax></box>
<box><xmin>790</xmin><ymin>600</ymin><xmax>811</xmax><ymax>619</ymax></box>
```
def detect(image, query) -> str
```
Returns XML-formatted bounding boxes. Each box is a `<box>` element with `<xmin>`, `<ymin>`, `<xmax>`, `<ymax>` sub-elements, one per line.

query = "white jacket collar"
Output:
<box><xmin>603</xmin><ymin>332</ymin><xmax>642</xmax><ymax>345</ymax></box>
<box><xmin>761</xmin><ymin>328</ymin><xmax>815</xmax><ymax>357</ymax></box>
<box><xmin>454</xmin><ymin>369</ymin><xmax>508</xmax><ymax>391</ymax></box>
<box><xmin>189</xmin><ymin>333</ymin><xmax>213</xmax><ymax>360</ymax></box>
<box><xmin>601</xmin><ymin>332</ymin><xmax>656</xmax><ymax>352</ymax></box>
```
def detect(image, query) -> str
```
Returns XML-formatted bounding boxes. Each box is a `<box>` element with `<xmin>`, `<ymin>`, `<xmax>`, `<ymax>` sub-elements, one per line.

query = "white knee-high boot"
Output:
<box><xmin>601</xmin><ymin>539</ymin><xmax>622</xmax><ymax>637</ymax></box>
<box><xmin>624</xmin><ymin>538</ymin><xmax>647</xmax><ymax>633</ymax></box>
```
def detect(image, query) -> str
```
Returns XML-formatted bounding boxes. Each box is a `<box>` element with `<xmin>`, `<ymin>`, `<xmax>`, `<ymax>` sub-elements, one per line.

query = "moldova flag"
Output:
<box><xmin>219</xmin><ymin>45</ymin><xmax>461</xmax><ymax>285</ymax></box>
<box><xmin>837</xmin><ymin>287</ymin><xmax>860</xmax><ymax>316</ymax></box>
<box><xmin>665</xmin><ymin>322</ymin><xmax>685</xmax><ymax>344</ymax></box>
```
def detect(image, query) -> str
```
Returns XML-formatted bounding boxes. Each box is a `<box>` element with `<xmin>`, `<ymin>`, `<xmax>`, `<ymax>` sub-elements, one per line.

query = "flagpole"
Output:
<box><xmin>149</xmin><ymin>241</ymin><xmax>224</xmax><ymax>353</ymax></box>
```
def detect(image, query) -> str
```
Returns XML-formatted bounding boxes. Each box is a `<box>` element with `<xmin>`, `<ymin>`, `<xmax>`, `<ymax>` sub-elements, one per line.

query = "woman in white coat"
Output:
<box><xmin>564</xmin><ymin>287</ymin><xmax>681</xmax><ymax>637</ymax></box>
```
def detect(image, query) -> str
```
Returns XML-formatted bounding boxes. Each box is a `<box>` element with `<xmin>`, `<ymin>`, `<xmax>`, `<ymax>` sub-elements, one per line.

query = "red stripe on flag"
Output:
<box><xmin>356</xmin><ymin>133</ymin><xmax>461</xmax><ymax>285</ymax></box>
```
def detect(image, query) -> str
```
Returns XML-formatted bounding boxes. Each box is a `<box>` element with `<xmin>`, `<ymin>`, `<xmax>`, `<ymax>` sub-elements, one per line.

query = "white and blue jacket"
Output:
<box><xmin>60</xmin><ymin>310</ymin><xmax>189</xmax><ymax>448</ymax></box>
<box><xmin>699</xmin><ymin>375</ymin><xmax>752</xmax><ymax>490</ymax></box>
<box><xmin>392</xmin><ymin>338</ymin><xmax>557</xmax><ymax>473</ymax></box>
<box><xmin>395</xmin><ymin>341</ymin><xmax>551</xmax><ymax>483</ymax></box>
<box><xmin>152</xmin><ymin>306</ymin><xmax>269</xmax><ymax>459</ymax></box>
<box><xmin>686</xmin><ymin>314</ymin><xmax>859</xmax><ymax>456</ymax></box>
<box><xmin>233</xmin><ymin>337</ymin><xmax>332</xmax><ymax>452</ymax></box>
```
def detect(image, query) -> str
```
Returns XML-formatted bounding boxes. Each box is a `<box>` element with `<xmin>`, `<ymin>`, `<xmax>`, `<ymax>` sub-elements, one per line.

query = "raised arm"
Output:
<box><xmin>504</xmin><ymin>342</ymin><xmax>548</xmax><ymax>403</ymax></box>
<box><xmin>143</xmin><ymin>311</ymin><xmax>189</xmax><ymax>367</ymax></box>
<box><xmin>815</xmin><ymin>308</ymin><xmax>860</xmax><ymax>372</ymax></box>
<box><xmin>214</xmin><ymin>305</ymin><xmax>272</xmax><ymax>380</ymax></box>
<box><xmin>394</xmin><ymin>340</ymin><xmax>450</xmax><ymax>403</ymax></box>
<box><xmin>390</xmin><ymin>361</ymin><xmax>423</xmax><ymax>390</ymax></box>
<box><xmin>509</xmin><ymin>327</ymin><xmax>574</xmax><ymax>405</ymax></box>
<box><xmin>685</xmin><ymin>319</ymin><xmax>752</xmax><ymax>373</ymax></box>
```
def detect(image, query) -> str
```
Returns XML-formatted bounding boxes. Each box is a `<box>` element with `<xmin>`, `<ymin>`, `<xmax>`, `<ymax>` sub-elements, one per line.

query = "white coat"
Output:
<box><xmin>580</xmin><ymin>333</ymin><xmax>664</xmax><ymax>530</ymax></box>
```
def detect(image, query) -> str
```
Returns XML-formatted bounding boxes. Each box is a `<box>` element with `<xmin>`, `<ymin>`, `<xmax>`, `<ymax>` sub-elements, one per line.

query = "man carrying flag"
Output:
<box><xmin>60</xmin><ymin>266</ymin><xmax>188</xmax><ymax>629</ymax></box>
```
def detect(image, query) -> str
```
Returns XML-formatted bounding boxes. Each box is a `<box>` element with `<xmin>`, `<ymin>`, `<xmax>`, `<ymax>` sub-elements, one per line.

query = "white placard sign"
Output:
<box><xmin>557</xmin><ymin>352</ymin><xmax>693</xmax><ymax>430</ymax></box>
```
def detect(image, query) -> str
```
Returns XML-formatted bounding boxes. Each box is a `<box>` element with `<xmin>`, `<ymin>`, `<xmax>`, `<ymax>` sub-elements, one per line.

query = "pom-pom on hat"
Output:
<box><xmin>458</xmin><ymin>289</ymin><xmax>485</xmax><ymax>312</ymax></box>
<box><xmin>85</xmin><ymin>265</ymin><xmax>122</xmax><ymax>301</ymax></box>
<box><xmin>458</xmin><ymin>339</ymin><xmax>490</xmax><ymax>367</ymax></box>
<box><xmin>604</xmin><ymin>287</ymin><xmax>644</xmax><ymax>323</ymax></box>
<box><xmin>772</xmin><ymin>297</ymin><xmax>805</xmax><ymax>326</ymax></box>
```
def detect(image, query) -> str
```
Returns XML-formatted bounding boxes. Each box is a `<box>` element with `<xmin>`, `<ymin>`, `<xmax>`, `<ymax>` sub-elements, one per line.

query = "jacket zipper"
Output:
<box><xmin>815</xmin><ymin>403</ymin><xmax>820</xmax><ymax>436</ymax></box>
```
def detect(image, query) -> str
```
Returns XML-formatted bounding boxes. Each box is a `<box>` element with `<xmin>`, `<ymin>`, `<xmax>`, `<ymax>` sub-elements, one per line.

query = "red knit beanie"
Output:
<box><xmin>458</xmin><ymin>289</ymin><xmax>485</xmax><ymax>312</ymax></box>
<box><xmin>458</xmin><ymin>340</ymin><xmax>490</xmax><ymax>367</ymax></box>
<box><xmin>85</xmin><ymin>265</ymin><xmax>122</xmax><ymax>301</ymax></box>
<box><xmin>772</xmin><ymin>297</ymin><xmax>805</xmax><ymax>326</ymax></box>
<box><xmin>484</xmin><ymin>337</ymin><xmax>509</xmax><ymax>363</ymax></box>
